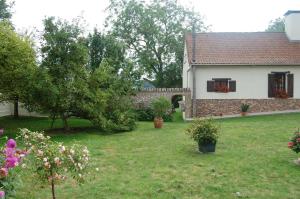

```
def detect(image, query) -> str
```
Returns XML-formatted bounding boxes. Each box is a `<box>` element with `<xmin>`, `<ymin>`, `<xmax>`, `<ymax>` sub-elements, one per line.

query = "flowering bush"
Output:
<box><xmin>274</xmin><ymin>89</ymin><xmax>289</xmax><ymax>99</ymax></box>
<box><xmin>288</xmin><ymin>130</ymin><xmax>300</xmax><ymax>153</ymax></box>
<box><xmin>17</xmin><ymin>129</ymin><xmax>90</xmax><ymax>199</ymax></box>
<box><xmin>0</xmin><ymin>130</ymin><xmax>27</xmax><ymax>198</ymax></box>
<box><xmin>214</xmin><ymin>85</ymin><xmax>229</xmax><ymax>93</ymax></box>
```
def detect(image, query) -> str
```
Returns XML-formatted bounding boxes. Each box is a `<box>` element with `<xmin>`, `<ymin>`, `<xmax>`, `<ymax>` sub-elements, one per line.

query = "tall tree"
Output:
<box><xmin>266</xmin><ymin>17</ymin><xmax>285</xmax><ymax>32</ymax></box>
<box><xmin>106</xmin><ymin>0</ymin><xmax>209</xmax><ymax>87</ymax></box>
<box><xmin>0</xmin><ymin>0</ymin><xmax>13</xmax><ymax>21</ymax></box>
<box><xmin>87</xmin><ymin>28</ymin><xmax>125</xmax><ymax>71</ymax></box>
<box><xmin>35</xmin><ymin>17</ymin><xmax>89</xmax><ymax>130</ymax></box>
<box><xmin>0</xmin><ymin>21</ymin><xmax>36</xmax><ymax>118</ymax></box>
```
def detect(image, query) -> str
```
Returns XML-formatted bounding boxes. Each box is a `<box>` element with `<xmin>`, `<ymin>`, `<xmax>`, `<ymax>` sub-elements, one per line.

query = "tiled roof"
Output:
<box><xmin>185</xmin><ymin>32</ymin><xmax>300</xmax><ymax>65</ymax></box>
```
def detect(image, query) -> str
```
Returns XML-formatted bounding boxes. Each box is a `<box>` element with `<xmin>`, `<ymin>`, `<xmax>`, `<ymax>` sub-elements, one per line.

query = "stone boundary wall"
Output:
<box><xmin>133</xmin><ymin>88</ymin><xmax>192</xmax><ymax>118</ymax></box>
<box><xmin>196</xmin><ymin>99</ymin><xmax>300</xmax><ymax>117</ymax></box>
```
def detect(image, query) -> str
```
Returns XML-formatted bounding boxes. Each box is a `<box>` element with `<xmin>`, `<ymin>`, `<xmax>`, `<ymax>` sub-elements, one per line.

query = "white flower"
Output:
<box><xmin>44</xmin><ymin>162</ymin><xmax>51</xmax><ymax>169</ymax></box>
<box><xmin>43</xmin><ymin>157</ymin><xmax>48</xmax><ymax>162</ymax></box>
<box><xmin>70</xmin><ymin>149</ymin><xmax>75</xmax><ymax>155</ymax></box>
<box><xmin>95</xmin><ymin>168</ymin><xmax>99</xmax><ymax>171</ymax></box>
<box><xmin>78</xmin><ymin>173</ymin><xmax>82</xmax><ymax>178</ymax></box>
<box><xmin>21</xmin><ymin>163</ymin><xmax>26</xmax><ymax>168</ymax></box>
<box><xmin>59</xmin><ymin>146</ymin><xmax>66</xmax><ymax>153</ymax></box>
<box><xmin>37</xmin><ymin>150</ymin><xmax>44</xmax><ymax>156</ymax></box>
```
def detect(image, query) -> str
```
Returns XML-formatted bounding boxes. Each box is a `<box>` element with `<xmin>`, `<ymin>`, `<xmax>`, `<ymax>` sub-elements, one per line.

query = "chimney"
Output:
<box><xmin>284</xmin><ymin>10</ymin><xmax>300</xmax><ymax>41</ymax></box>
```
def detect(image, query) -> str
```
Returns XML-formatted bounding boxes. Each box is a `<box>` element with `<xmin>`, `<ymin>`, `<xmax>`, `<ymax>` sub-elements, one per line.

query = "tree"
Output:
<box><xmin>0</xmin><ymin>0</ymin><xmax>13</xmax><ymax>21</ymax></box>
<box><xmin>32</xmin><ymin>17</ymin><xmax>89</xmax><ymax>130</ymax></box>
<box><xmin>0</xmin><ymin>21</ymin><xmax>36</xmax><ymax>118</ymax></box>
<box><xmin>266</xmin><ymin>17</ymin><xmax>285</xmax><ymax>32</ymax></box>
<box><xmin>106</xmin><ymin>0</ymin><xmax>209</xmax><ymax>87</ymax></box>
<box><xmin>87</xmin><ymin>28</ymin><xmax>126</xmax><ymax>71</ymax></box>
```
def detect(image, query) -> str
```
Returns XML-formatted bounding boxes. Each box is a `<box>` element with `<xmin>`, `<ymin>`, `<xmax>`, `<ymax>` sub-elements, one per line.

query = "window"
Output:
<box><xmin>268</xmin><ymin>72</ymin><xmax>294</xmax><ymax>98</ymax></box>
<box><xmin>207</xmin><ymin>78</ymin><xmax>236</xmax><ymax>93</ymax></box>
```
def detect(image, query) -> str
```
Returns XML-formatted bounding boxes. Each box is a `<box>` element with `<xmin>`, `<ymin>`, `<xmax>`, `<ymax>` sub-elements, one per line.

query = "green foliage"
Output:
<box><xmin>107</xmin><ymin>0</ymin><xmax>209</xmax><ymax>87</ymax></box>
<box><xmin>135</xmin><ymin>107</ymin><xmax>173</xmax><ymax>122</ymax></box>
<box><xmin>186</xmin><ymin>119</ymin><xmax>219</xmax><ymax>144</ymax></box>
<box><xmin>87</xmin><ymin>28</ymin><xmax>126</xmax><ymax>71</ymax></box>
<box><xmin>241</xmin><ymin>103</ymin><xmax>250</xmax><ymax>112</ymax></box>
<box><xmin>288</xmin><ymin>130</ymin><xmax>300</xmax><ymax>153</ymax></box>
<box><xmin>27</xmin><ymin>17</ymin><xmax>89</xmax><ymax>130</ymax></box>
<box><xmin>0</xmin><ymin>21</ymin><xmax>36</xmax><ymax>116</ymax></box>
<box><xmin>150</xmin><ymin>97</ymin><xmax>172</xmax><ymax>118</ymax></box>
<box><xmin>0</xmin><ymin>0</ymin><xmax>13</xmax><ymax>21</ymax></box>
<box><xmin>265</xmin><ymin>17</ymin><xmax>285</xmax><ymax>32</ymax></box>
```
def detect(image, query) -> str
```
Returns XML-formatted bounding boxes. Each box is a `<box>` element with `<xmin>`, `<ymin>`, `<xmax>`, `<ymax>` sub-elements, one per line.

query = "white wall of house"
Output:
<box><xmin>193</xmin><ymin>65</ymin><xmax>300</xmax><ymax>99</ymax></box>
<box><xmin>285</xmin><ymin>12</ymin><xmax>300</xmax><ymax>41</ymax></box>
<box><xmin>0</xmin><ymin>102</ymin><xmax>44</xmax><ymax>117</ymax></box>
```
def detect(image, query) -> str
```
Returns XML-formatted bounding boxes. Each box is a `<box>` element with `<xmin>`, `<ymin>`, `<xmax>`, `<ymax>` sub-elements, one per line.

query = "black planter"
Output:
<box><xmin>198</xmin><ymin>142</ymin><xmax>216</xmax><ymax>153</ymax></box>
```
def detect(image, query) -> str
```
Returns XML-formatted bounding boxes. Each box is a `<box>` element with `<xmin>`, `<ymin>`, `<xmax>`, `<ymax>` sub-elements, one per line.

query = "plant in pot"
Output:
<box><xmin>240</xmin><ymin>103</ymin><xmax>250</xmax><ymax>116</ymax></box>
<box><xmin>186</xmin><ymin>119</ymin><xmax>220</xmax><ymax>153</ymax></box>
<box><xmin>150</xmin><ymin>96</ymin><xmax>171</xmax><ymax>128</ymax></box>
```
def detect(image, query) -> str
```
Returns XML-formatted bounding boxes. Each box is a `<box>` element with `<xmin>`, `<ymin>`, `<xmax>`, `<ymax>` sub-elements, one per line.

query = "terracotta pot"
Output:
<box><xmin>241</xmin><ymin>112</ymin><xmax>247</xmax><ymax>116</ymax></box>
<box><xmin>154</xmin><ymin>117</ymin><xmax>163</xmax><ymax>128</ymax></box>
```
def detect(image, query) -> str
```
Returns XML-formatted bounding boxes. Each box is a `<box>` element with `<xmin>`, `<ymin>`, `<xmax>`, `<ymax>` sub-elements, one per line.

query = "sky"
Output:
<box><xmin>11</xmin><ymin>0</ymin><xmax>300</xmax><ymax>33</ymax></box>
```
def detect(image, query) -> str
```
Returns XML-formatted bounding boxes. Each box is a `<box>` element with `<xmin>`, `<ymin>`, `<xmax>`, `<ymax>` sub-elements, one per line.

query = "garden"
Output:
<box><xmin>0</xmin><ymin>112</ymin><xmax>299</xmax><ymax>199</ymax></box>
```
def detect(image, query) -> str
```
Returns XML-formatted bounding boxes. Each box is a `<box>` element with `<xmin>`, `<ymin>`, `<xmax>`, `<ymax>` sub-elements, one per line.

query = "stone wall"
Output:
<box><xmin>196</xmin><ymin>99</ymin><xmax>300</xmax><ymax>117</ymax></box>
<box><xmin>133</xmin><ymin>88</ymin><xmax>192</xmax><ymax>118</ymax></box>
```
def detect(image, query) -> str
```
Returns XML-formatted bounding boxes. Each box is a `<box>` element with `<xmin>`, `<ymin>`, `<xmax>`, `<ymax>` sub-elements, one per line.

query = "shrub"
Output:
<box><xmin>150</xmin><ymin>97</ymin><xmax>172</xmax><ymax>118</ymax></box>
<box><xmin>186</xmin><ymin>119</ymin><xmax>220</xmax><ymax>144</ymax></box>
<box><xmin>241</xmin><ymin>103</ymin><xmax>250</xmax><ymax>112</ymax></box>
<box><xmin>17</xmin><ymin>129</ymin><xmax>90</xmax><ymax>199</ymax></box>
<box><xmin>288</xmin><ymin>130</ymin><xmax>300</xmax><ymax>153</ymax></box>
<box><xmin>135</xmin><ymin>107</ymin><xmax>173</xmax><ymax>122</ymax></box>
<box><xmin>0</xmin><ymin>134</ymin><xmax>27</xmax><ymax>198</ymax></box>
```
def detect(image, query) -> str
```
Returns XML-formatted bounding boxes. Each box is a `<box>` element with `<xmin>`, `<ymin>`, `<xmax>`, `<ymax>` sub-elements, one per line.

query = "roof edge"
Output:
<box><xmin>284</xmin><ymin>10</ymin><xmax>300</xmax><ymax>16</ymax></box>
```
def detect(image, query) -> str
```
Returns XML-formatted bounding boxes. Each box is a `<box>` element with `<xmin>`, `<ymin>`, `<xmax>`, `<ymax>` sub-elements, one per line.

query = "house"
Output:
<box><xmin>183</xmin><ymin>10</ymin><xmax>300</xmax><ymax>117</ymax></box>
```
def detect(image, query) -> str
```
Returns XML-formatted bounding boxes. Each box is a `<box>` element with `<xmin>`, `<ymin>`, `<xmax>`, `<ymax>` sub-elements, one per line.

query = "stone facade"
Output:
<box><xmin>196</xmin><ymin>99</ymin><xmax>300</xmax><ymax>117</ymax></box>
<box><xmin>133</xmin><ymin>88</ymin><xmax>192</xmax><ymax>118</ymax></box>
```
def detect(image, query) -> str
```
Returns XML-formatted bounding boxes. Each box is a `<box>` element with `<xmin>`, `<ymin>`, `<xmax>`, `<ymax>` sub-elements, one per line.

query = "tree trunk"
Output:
<box><xmin>14</xmin><ymin>97</ymin><xmax>19</xmax><ymax>118</ymax></box>
<box><xmin>62</xmin><ymin>115</ymin><xmax>70</xmax><ymax>132</ymax></box>
<box><xmin>50</xmin><ymin>115</ymin><xmax>56</xmax><ymax>129</ymax></box>
<box><xmin>50</xmin><ymin>171</ymin><xmax>56</xmax><ymax>199</ymax></box>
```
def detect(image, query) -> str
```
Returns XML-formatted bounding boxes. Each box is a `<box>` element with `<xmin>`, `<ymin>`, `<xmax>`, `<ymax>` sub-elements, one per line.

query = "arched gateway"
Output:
<box><xmin>133</xmin><ymin>88</ymin><xmax>192</xmax><ymax>119</ymax></box>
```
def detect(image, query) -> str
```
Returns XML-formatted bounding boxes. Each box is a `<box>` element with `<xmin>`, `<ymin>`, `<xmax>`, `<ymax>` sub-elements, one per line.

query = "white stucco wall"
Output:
<box><xmin>194</xmin><ymin>65</ymin><xmax>300</xmax><ymax>99</ymax></box>
<box><xmin>285</xmin><ymin>13</ymin><xmax>300</xmax><ymax>41</ymax></box>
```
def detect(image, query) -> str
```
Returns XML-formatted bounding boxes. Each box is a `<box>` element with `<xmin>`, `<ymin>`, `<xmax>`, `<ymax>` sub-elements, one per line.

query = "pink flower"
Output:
<box><xmin>5</xmin><ymin>157</ymin><xmax>19</xmax><ymax>168</ymax></box>
<box><xmin>297</xmin><ymin>138</ymin><xmax>300</xmax><ymax>142</ymax></box>
<box><xmin>6</xmin><ymin>139</ymin><xmax>16</xmax><ymax>148</ymax></box>
<box><xmin>0</xmin><ymin>168</ymin><xmax>8</xmax><ymax>178</ymax></box>
<box><xmin>0</xmin><ymin>191</ymin><xmax>4</xmax><ymax>198</ymax></box>
<box><xmin>288</xmin><ymin>142</ymin><xmax>294</xmax><ymax>148</ymax></box>
<box><xmin>5</xmin><ymin>147</ymin><xmax>15</xmax><ymax>158</ymax></box>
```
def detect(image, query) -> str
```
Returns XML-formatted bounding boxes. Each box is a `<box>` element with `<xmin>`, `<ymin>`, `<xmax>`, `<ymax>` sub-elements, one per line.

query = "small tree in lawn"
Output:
<box><xmin>0</xmin><ymin>21</ymin><xmax>36</xmax><ymax>118</ymax></box>
<box><xmin>18</xmin><ymin>129</ymin><xmax>89</xmax><ymax>199</ymax></box>
<box><xmin>30</xmin><ymin>17</ymin><xmax>89</xmax><ymax>130</ymax></box>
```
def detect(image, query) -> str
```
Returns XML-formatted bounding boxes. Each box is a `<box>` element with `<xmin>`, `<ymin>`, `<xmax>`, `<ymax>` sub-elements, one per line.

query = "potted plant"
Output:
<box><xmin>240</xmin><ymin>103</ymin><xmax>250</xmax><ymax>116</ymax></box>
<box><xmin>186</xmin><ymin>119</ymin><xmax>220</xmax><ymax>153</ymax></box>
<box><xmin>150</xmin><ymin>97</ymin><xmax>171</xmax><ymax>128</ymax></box>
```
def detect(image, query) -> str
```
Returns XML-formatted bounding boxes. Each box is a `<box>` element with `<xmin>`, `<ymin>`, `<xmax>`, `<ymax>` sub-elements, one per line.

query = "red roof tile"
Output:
<box><xmin>185</xmin><ymin>32</ymin><xmax>300</xmax><ymax>65</ymax></box>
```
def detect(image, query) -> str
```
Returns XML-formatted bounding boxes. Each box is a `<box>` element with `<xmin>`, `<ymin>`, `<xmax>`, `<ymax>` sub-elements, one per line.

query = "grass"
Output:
<box><xmin>0</xmin><ymin>113</ymin><xmax>300</xmax><ymax>199</ymax></box>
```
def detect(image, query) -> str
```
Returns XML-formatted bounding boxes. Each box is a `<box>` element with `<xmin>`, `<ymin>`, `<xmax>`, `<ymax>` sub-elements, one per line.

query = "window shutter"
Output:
<box><xmin>288</xmin><ymin>74</ymin><xmax>294</xmax><ymax>98</ymax></box>
<box><xmin>207</xmin><ymin>81</ymin><xmax>215</xmax><ymax>92</ymax></box>
<box><xmin>229</xmin><ymin>80</ymin><xmax>236</xmax><ymax>92</ymax></box>
<box><xmin>268</xmin><ymin>74</ymin><xmax>275</xmax><ymax>98</ymax></box>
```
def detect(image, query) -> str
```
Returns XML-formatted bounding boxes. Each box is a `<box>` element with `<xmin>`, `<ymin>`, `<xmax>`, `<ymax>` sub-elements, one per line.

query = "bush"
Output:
<box><xmin>288</xmin><ymin>130</ymin><xmax>300</xmax><ymax>153</ymax></box>
<box><xmin>150</xmin><ymin>97</ymin><xmax>172</xmax><ymax>118</ymax></box>
<box><xmin>241</xmin><ymin>103</ymin><xmax>250</xmax><ymax>112</ymax></box>
<box><xmin>186</xmin><ymin>119</ymin><xmax>220</xmax><ymax>144</ymax></box>
<box><xmin>135</xmin><ymin>107</ymin><xmax>173</xmax><ymax>122</ymax></box>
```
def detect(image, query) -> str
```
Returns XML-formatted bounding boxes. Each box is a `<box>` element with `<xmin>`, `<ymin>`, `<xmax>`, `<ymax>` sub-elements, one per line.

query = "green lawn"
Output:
<box><xmin>0</xmin><ymin>113</ymin><xmax>300</xmax><ymax>199</ymax></box>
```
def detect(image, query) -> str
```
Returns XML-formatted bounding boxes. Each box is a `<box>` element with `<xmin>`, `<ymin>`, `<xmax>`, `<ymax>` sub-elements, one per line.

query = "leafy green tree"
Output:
<box><xmin>266</xmin><ymin>17</ymin><xmax>285</xmax><ymax>32</ymax></box>
<box><xmin>0</xmin><ymin>21</ymin><xmax>36</xmax><ymax>118</ymax></box>
<box><xmin>0</xmin><ymin>0</ymin><xmax>13</xmax><ymax>21</ymax></box>
<box><xmin>87</xmin><ymin>28</ymin><xmax>125</xmax><ymax>71</ymax></box>
<box><xmin>107</xmin><ymin>0</ymin><xmax>209</xmax><ymax>87</ymax></box>
<box><xmin>32</xmin><ymin>17</ymin><xmax>89</xmax><ymax>130</ymax></box>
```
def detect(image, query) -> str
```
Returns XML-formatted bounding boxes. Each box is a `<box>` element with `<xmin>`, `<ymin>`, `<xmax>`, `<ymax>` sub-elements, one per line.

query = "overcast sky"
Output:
<box><xmin>11</xmin><ymin>0</ymin><xmax>300</xmax><ymax>33</ymax></box>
